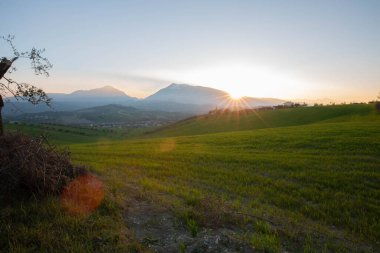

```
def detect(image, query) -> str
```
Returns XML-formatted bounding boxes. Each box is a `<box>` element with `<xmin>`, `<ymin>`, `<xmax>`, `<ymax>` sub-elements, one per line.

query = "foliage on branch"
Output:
<box><xmin>0</xmin><ymin>35</ymin><xmax>52</xmax><ymax>106</ymax></box>
<box><xmin>0</xmin><ymin>76</ymin><xmax>51</xmax><ymax>105</ymax></box>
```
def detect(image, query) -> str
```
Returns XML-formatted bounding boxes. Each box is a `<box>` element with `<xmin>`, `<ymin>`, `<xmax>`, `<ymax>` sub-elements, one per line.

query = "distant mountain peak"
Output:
<box><xmin>101</xmin><ymin>85</ymin><xmax>119</xmax><ymax>90</ymax></box>
<box><xmin>144</xmin><ymin>83</ymin><xmax>285</xmax><ymax>108</ymax></box>
<box><xmin>145</xmin><ymin>83</ymin><xmax>228</xmax><ymax>105</ymax></box>
<box><xmin>70</xmin><ymin>85</ymin><xmax>128</xmax><ymax>97</ymax></box>
<box><xmin>167</xmin><ymin>83</ymin><xmax>188</xmax><ymax>88</ymax></box>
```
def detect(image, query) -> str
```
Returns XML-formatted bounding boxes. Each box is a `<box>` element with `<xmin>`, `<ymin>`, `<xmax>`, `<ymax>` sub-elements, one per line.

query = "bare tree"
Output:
<box><xmin>0</xmin><ymin>35</ymin><xmax>52</xmax><ymax>135</ymax></box>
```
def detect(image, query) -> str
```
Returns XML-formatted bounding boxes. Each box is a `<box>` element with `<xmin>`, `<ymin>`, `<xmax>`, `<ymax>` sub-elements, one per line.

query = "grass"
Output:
<box><xmin>251</xmin><ymin>233</ymin><xmax>280</xmax><ymax>253</ymax></box>
<box><xmin>186</xmin><ymin>218</ymin><xmax>199</xmax><ymax>237</ymax></box>
<box><xmin>1</xmin><ymin>104</ymin><xmax>379</xmax><ymax>252</ymax></box>
<box><xmin>0</xmin><ymin>192</ymin><xmax>141</xmax><ymax>252</ymax></box>
<box><xmin>250</xmin><ymin>221</ymin><xmax>281</xmax><ymax>253</ymax></box>
<box><xmin>69</xmin><ymin>106</ymin><xmax>380</xmax><ymax>252</ymax></box>
<box><xmin>0</xmin><ymin>124</ymin><xmax>147</xmax><ymax>252</ymax></box>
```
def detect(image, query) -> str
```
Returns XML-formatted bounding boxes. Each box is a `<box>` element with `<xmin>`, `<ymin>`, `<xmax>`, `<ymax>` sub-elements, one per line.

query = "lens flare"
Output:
<box><xmin>61</xmin><ymin>174</ymin><xmax>104</xmax><ymax>216</ymax></box>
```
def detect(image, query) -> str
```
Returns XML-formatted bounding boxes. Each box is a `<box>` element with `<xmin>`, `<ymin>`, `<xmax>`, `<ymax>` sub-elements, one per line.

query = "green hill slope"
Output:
<box><xmin>69</xmin><ymin>116</ymin><xmax>380</xmax><ymax>252</ymax></box>
<box><xmin>147</xmin><ymin>104</ymin><xmax>377</xmax><ymax>137</ymax></box>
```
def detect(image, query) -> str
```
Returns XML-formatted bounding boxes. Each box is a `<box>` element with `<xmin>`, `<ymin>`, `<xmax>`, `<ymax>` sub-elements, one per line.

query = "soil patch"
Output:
<box><xmin>124</xmin><ymin>187</ymin><xmax>254</xmax><ymax>253</ymax></box>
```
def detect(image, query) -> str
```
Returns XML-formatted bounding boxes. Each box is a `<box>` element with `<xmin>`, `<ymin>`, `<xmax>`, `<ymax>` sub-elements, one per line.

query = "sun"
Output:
<box><xmin>153</xmin><ymin>62</ymin><xmax>304</xmax><ymax>99</ymax></box>
<box><xmin>228</xmin><ymin>91</ymin><xmax>244</xmax><ymax>100</ymax></box>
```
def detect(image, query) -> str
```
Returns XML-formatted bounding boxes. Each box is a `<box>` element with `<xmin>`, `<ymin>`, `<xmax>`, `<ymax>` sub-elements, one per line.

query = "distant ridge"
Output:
<box><xmin>4</xmin><ymin>83</ymin><xmax>285</xmax><ymax>116</ymax></box>
<box><xmin>145</xmin><ymin>83</ymin><xmax>285</xmax><ymax>107</ymax></box>
<box><xmin>70</xmin><ymin>85</ymin><xmax>129</xmax><ymax>97</ymax></box>
<box><xmin>145</xmin><ymin>83</ymin><xmax>229</xmax><ymax>105</ymax></box>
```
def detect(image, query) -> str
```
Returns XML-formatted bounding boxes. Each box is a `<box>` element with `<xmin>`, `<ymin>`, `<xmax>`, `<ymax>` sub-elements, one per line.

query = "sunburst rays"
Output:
<box><xmin>208</xmin><ymin>94</ymin><xmax>270</xmax><ymax>128</ymax></box>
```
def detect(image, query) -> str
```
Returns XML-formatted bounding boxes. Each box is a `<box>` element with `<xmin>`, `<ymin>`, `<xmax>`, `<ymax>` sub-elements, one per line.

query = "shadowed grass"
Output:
<box><xmin>0</xmin><ymin>193</ymin><xmax>141</xmax><ymax>252</ymax></box>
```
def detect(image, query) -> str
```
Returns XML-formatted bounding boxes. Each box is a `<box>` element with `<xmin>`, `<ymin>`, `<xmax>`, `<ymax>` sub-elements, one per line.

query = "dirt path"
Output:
<box><xmin>123</xmin><ymin>185</ymin><xmax>255</xmax><ymax>253</ymax></box>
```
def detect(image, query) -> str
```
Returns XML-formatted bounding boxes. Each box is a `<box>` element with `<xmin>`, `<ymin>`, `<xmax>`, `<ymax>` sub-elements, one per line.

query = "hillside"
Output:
<box><xmin>147</xmin><ymin>104</ymin><xmax>377</xmax><ymax>137</ymax></box>
<box><xmin>68</xmin><ymin>113</ymin><xmax>380</xmax><ymax>252</ymax></box>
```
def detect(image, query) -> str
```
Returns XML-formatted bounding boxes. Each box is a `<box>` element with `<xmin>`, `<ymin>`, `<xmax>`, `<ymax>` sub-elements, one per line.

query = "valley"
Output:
<box><xmin>3</xmin><ymin>103</ymin><xmax>379</xmax><ymax>252</ymax></box>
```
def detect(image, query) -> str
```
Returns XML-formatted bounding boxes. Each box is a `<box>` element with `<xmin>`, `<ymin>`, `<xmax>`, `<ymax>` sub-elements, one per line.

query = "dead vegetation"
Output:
<box><xmin>0</xmin><ymin>133</ymin><xmax>86</xmax><ymax>196</ymax></box>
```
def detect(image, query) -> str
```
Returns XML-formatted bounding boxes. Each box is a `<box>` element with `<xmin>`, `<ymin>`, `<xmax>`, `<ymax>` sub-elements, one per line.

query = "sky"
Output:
<box><xmin>1</xmin><ymin>0</ymin><xmax>380</xmax><ymax>102</ymax></box>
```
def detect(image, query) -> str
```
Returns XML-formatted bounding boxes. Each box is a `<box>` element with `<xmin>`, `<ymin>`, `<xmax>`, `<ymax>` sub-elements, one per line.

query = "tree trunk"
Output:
<box><xmin>0</xmin><ymin>95</ymin><xmax>3</xmax><ymax>136</ymax></box>
<box><xmin>0</xmin><ymin>58</ymin><xmax>16</xmax><ymax>136</ymax></box>
<box><xmin>0</xmin><ymin>57</ymin><xmax>16</xmax><ymax>79</ymax></box>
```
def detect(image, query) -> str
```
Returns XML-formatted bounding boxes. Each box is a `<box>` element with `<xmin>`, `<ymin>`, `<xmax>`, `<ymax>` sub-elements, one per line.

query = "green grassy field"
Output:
<box><xmin>1</xmin><ymin>104</ymin><xmax>379</xmax><ymax>252</ymax></box>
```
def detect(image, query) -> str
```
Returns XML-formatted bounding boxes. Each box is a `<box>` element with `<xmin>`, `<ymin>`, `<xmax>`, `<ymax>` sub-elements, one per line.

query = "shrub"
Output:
<box><xmin>0</xmin><ymin>133</ymin><xmax>87</xmax><ymax>196</ymax></box>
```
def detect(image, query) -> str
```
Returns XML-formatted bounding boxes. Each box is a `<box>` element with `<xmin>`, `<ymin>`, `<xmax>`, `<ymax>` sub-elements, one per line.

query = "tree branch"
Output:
<box><xmin>1</xmin><ymin>76</ymin><xmax>51</xmax><ymax>106</ymax></box>
<box><xmin>1</xmin><ymin>35</ymin><xmax>52</xmax><ymax>107</ymax></box>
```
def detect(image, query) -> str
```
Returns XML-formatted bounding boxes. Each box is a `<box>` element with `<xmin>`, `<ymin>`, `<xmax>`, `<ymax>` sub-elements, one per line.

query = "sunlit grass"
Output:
<box><xmin>69</xmin><ymin>112</ymin><xmax>380</xmax><ymax>252</ymax></box>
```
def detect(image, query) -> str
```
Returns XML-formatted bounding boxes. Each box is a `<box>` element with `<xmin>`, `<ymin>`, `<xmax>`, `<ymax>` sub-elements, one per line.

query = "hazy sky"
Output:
<box><xmin>1</xmin><ymin>0</ymin><xmax>379</xmax><ymax>101</ymax></box>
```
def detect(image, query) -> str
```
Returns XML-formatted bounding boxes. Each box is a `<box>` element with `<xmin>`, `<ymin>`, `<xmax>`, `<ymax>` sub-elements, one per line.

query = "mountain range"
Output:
<box><xmin>3</xmin><ymin>83</ymin><xmax>285</xmax><ymax>116</ymax></box>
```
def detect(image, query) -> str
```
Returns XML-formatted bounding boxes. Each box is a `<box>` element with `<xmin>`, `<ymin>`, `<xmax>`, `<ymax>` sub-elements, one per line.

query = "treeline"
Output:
<box><xmin>208</xmin><ymin>102</ymin><xmax>308</xmax><ymax>115</ymax></box>
<box><xmin>208</xmin><ymin>100</ymin><xmax>380</xmax><ymax>116</ymax></box>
